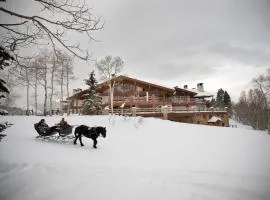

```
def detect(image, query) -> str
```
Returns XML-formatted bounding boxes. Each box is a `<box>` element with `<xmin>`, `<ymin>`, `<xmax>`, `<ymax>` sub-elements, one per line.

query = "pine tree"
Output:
<box><xmin>224</xmin><ymin>91</ymin><xmax>231</xmax><ymax>108</ymax></box>
<box><xmin>216</xmin><ymin>88</ymin><xmax>225</xmax><ymax>109</ymax></box>
<box><xmin>82</xmin><ymin>70</ymin><xmax>102</xmax><ymax>115</ymax></box>
<box><xmin>0</xmin><ymin>46</ymin><xmax>14</xmax><ymax>97</ymax></box>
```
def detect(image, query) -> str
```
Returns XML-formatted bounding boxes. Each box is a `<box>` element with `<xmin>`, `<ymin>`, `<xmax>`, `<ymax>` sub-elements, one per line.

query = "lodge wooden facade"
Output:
<box><xmin>68</xmin><ymin>75</ymin><xmax>208</xmax><ymax>111</ymax></box>
<box><xmin>67</xmin><ymin>75</ymin><xmax>229</xmax><ymax>126</ymax></box>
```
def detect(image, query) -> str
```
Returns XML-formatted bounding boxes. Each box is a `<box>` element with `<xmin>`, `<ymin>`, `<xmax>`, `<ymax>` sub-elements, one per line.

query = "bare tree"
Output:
<box><xmin>59</xmin><ymin>53</ymin><xmax>65</xmax><ymax>115</ymax></box>
<box><xmin>55</xmin><ymin>50</ymin><xmax>74</xmax><ymax>114</ymax></box>
<box><xmin>23</xmin><ymin>66</ymin><xmax>31</xmax><ymax>114</ymax></box>
<box><xmin>96</xmin><ymin>55</ymin><xmax>124</xmax><ymax>114</ymax></box>
<box><xmin>35</xmin><ymin>50</ymin><xmax>50</xmax><ymax>116</ymax></box>
<box><xmin>23</xmin><ymin>58</ymin><xmax>45</xmax><ymax>115</ymax></box>
<box><xmin>9</xmin><ymin>61</ymin><xmax>34</xmax><ymax>115</ymax></box>
<box><xmin>48</xmin><ymin>53</ymin><xmax>58</xmax><ymax>115</ymax></box>
<box><xmin>252</xmin><ymin>67</ymin><xmax>270</xmax><ymax>133</ymax></box>
<box><xmin>31</xmin><ymin>60</ymin><xmax>41</xmax><ymax>115</ymax></box>
<box><xmin>0</xmin><ymin>0</ymin><xmax>104</xmax><ymax>61</ymax></box>
<box><xmin>252</xmin><ymin>68</ymin><xmax>270</xmax><ymax>108</ymax></box>
<box><xmin>64</xmin><ymin>55</ymin><xmax>75</xmax><ymax>115</ymax></box>
<box><xmin>234</xmin><ymin>67</ymin><xmax>270</xmax><ymax>132</ymax></box>
<box><xmin>65</xmin><ymin>57</ymin><xmax>74</xmax><ymax>99</ymax></box>
<box><xmin>234</xmin><ymin>88</ymin><xmax>268</xmax><ymax>130</ymax></box>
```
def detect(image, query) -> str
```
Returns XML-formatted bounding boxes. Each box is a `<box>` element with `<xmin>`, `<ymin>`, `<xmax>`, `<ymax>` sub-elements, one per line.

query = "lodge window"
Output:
<box><xmin>117</xmin><ymin>84</ymin><xmax>134</xmax><ymax>92</ymax></box>
<box><xmin>136</xmin><ymin>87</ymin><xmax>143</xmax><ymax>92</ymax></box>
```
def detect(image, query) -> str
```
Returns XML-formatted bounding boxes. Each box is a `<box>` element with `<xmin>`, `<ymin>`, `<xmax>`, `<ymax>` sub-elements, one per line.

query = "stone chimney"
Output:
<box><xmin>197</xmin><ymin>83</ymin><xmax>204</xmax><ymax>92</ymax></box>
<box><xmin>184</xmin><ymin>85</ymin><xmax>188</xmax><ymax>89</ymax></box>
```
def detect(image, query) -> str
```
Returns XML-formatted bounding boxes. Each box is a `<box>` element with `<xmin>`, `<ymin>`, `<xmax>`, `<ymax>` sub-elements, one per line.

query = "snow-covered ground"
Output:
<box><xmin>0</xmin><ymin>115</ymin><xmax>270</xmax><ymax>200</ymax></box>
<box><xmin>229</xmin><ymin>118</ymin><xmax>254</xmax><ymax>130</ymax></box>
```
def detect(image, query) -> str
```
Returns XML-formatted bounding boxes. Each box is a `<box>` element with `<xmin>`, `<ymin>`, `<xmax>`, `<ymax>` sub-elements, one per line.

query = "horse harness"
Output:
<box><xmin>84</xmin><ymin>127</ymin><xmax>99</xmax><ymax>138</ymax></box>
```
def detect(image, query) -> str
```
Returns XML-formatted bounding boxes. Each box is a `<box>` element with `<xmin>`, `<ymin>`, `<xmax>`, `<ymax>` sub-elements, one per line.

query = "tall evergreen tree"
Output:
<box><xmin>0</xmin><ymin>46</ymin><xmax>14</xmax><ymax>97</ymax></box>
<box><xmin>224</xmin><ymin>91</ymin><xmax>231</xmax><ymax>107</ymax></box>
<box><xmin>216</xmin><ymin>88</ymin><xmax>225</xmax><ymax>108</ymax></box>
<box><xmin>82</xmin><ymin>70</ymin><xmax>102</xmax><ymax>115</ymax></box>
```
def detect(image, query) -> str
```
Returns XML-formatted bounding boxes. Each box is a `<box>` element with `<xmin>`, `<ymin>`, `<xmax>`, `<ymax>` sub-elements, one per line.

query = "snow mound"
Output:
<box><xmin>208</xmin><ymin>116</ymin><xmax>222</xmax><ymax>122</ymax></box>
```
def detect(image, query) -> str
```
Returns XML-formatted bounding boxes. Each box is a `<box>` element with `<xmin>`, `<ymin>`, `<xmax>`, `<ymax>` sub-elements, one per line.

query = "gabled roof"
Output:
<box><xmin>68</xmin><ymin>75</ymin><xmax>175</xmax><ymax>100</ymax></box>
<box><xmin>174</xmin><ymin>86</ymin><xmax>197</xmax><ymax>96</ymax></box>
<box><xmin>68</xmin><ymin>75</ymin><xmax>204</xmax><ymax>100</ymax></box>
<box><xmin>97</xmin><ymin>75</ymin><xmax>174</xmax><ymax>93</ymax></box>
<box><xmin>67</xmin><ymin>89</ymin><xmax>87</xmax><ymax>100</ymax></box>
<box><xmin>189</xmin><ymin>88</ymin><xmax>213</xmax><ymax>98</ymax></box>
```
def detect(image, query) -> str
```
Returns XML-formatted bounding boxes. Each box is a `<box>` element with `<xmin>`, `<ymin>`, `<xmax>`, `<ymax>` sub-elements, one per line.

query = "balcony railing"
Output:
<box><xmin>108</xmin><ymin>106</ymin><xmax>227</xmax><ymax>115</ymax></box>
<box><xmin>110</xmin><ymin>96</ymin><xmax>206</xmax><ymax>107</ymax></box>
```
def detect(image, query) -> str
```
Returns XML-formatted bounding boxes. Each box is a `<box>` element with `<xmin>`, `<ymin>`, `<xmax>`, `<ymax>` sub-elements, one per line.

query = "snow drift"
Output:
<box><xmin>0</xmin><ymin>115</ymin><xmax>269</xmax><ymax>200</ymax></box>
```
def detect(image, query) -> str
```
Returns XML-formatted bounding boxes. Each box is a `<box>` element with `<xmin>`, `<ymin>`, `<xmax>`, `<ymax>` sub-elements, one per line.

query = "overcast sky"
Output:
<box><xmin>83</xmin><ymin>0</ymin><xmax>270</xmax><ymax>101</ymax></box>
<box><xmin>2</xmin><ymin>0</ymin><xmax>270</xmax><ymax>102</ymax></box>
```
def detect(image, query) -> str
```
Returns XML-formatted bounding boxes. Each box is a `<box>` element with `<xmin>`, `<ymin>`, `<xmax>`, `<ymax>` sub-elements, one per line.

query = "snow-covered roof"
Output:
<box><xmin>194</xmin><ymin>91</ymin><xmax>214</xmax><ymax>98</ymax></box>
<box><xmin>189</xmin><ymin>88</ymin><xmax>213</xmax><ymax>98</ymax></box>
<box><xmin>208</xmin><ymin>116</ymin><xmax>222</xmax><ymax>123</ymax></box>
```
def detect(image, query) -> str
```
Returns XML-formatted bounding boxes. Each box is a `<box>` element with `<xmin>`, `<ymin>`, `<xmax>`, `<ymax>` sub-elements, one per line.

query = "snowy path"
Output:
<box><xmin>0</xmin><ymin>115</ymin><xmax>270</xmax><ymax>200</ymax></box>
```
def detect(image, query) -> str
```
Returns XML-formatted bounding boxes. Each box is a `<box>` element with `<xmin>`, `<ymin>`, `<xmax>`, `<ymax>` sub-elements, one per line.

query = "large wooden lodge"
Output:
<box><xmin>67</xmin><ymin>75</ymin><xmax>229</xmax><ymax>126</ymax></box>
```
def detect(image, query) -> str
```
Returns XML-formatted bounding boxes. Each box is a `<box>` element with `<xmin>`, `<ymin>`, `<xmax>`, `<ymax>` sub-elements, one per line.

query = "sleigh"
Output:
<box><xmin>34</xmin><ymin>123</ymin><xmax>74</xmax><ymax>143</ymax></box>
<box><xmin>34</xmin><ymin>123</ymin><xmax>57</xmax><ymax>136</ymax></box>
<box><xmin>58</xmin><ymin>124</ymin><xmax>73</xmax><ymax>137</ymax></box>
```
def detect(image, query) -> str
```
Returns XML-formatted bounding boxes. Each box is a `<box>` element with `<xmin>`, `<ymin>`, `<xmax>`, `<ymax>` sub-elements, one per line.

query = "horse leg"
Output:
<box><xmin>93</xmin><ymin>138</ymin><xmax>97</xmax><ymax>148</ymax></box>
<box><xmin>79</xmin><ymin>135</ymin><xmax>84</xmax><ymax>146</ymax></box>
<box><xmin>73</xmin><ymin>136</ymin><xmax>77</xmax><ymax>145</ymax></box>
<box><xmin>73</xmin><ymin>132</ymin><xmax>79</xmax><ymax>145</ymax></box>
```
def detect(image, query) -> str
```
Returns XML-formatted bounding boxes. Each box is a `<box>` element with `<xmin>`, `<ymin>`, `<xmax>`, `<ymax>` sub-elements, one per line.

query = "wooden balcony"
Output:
<box><xmin>110</xmin><ymin>96</ymin><xmax>206</xmax><ymax>107</ymax></box>
<box><xmin>108</xmin><ymin>106</ymin><xmax>227</xmax><ymax>115</ymax></box>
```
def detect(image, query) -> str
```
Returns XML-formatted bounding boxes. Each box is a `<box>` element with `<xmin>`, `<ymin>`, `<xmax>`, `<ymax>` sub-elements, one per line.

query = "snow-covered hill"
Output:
<box><xmin>0</xmin><ymin>115</ymin><xmax>269</xmax><ymax>200</ymax></box>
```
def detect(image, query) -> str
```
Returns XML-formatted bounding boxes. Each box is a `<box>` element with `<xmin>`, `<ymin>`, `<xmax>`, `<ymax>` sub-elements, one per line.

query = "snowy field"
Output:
<box><xmin>0</xmin><ymin>115</ymin><xmax>270</xmax><ymax>200</ymax></box>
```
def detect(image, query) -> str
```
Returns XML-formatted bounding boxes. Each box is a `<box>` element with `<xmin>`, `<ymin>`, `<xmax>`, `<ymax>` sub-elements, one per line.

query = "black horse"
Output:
<box><xmin>73</xmin><ymin>125</ymin><xmax>106</xmax><ymax>148</ymax></box>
